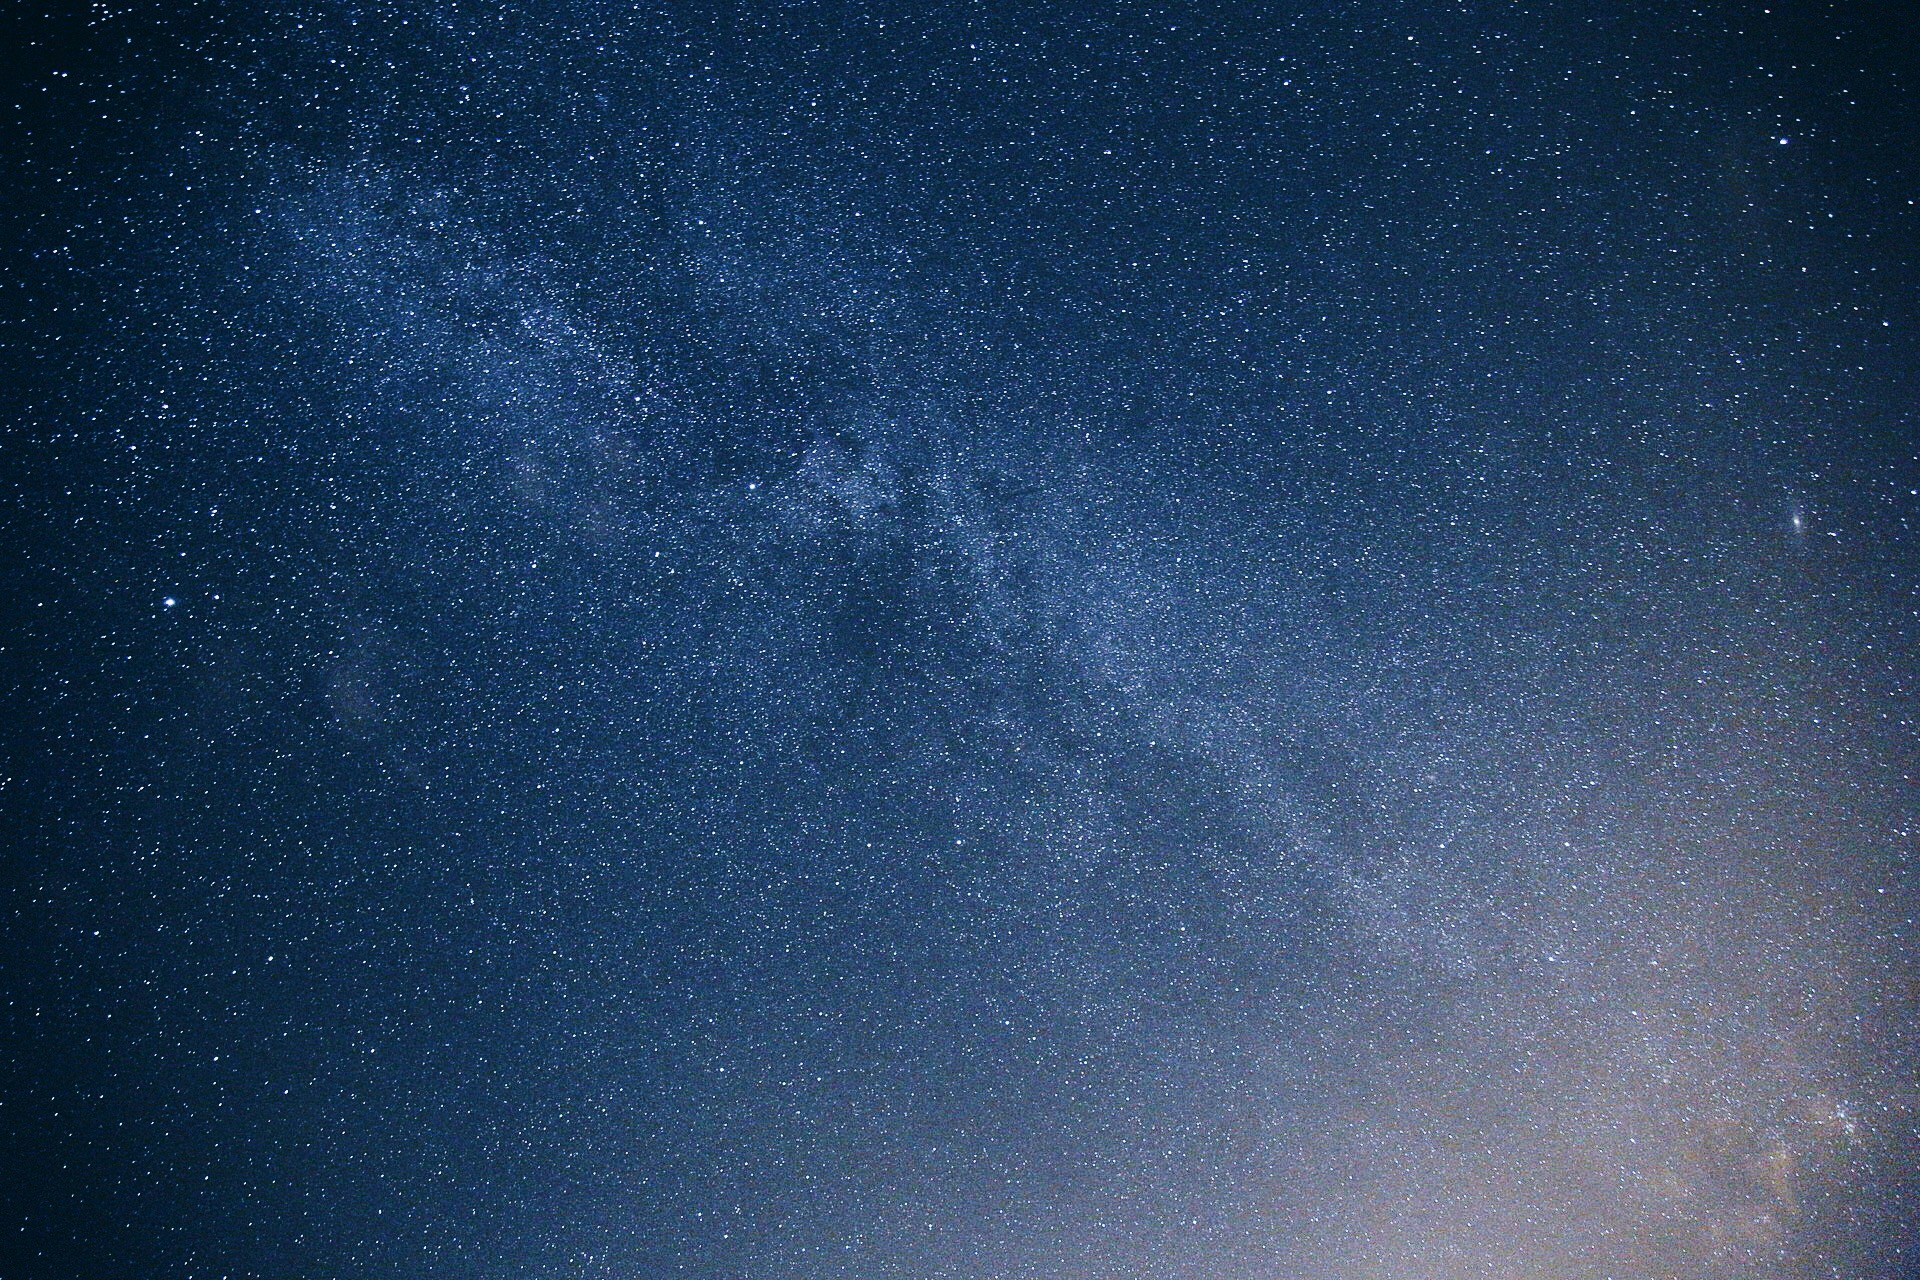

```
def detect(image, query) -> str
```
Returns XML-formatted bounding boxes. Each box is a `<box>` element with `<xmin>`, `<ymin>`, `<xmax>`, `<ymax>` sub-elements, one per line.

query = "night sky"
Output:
<box><xmin>5</xmin><ymin>1</ymin><xmax>1920</xmax><ymax>1277</ymax></box>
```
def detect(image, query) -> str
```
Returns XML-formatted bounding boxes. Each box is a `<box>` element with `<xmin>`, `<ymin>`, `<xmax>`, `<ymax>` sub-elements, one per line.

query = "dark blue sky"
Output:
<box><xmin>5</xmin><ymin>2</ymin><xmax>1917</xmax><ymax>1277</ymax></box>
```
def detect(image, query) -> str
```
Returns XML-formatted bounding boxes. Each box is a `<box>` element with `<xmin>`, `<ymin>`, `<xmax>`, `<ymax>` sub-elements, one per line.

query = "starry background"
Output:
<box><xmin>4</xmin><ymin>1</ymin><xmax>1919</xmax><ymax>1277</ymax></box>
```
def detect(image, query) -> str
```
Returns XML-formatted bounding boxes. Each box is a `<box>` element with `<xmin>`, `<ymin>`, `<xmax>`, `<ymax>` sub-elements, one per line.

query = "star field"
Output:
<box><xmin>4</xmin><ymin>2</ymin><xmax>1918</xmax><ymax>1278</ymax></box>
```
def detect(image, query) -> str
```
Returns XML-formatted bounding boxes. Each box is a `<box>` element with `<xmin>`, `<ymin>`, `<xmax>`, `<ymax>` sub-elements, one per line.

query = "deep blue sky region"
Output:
<box><xmin>4</xmin><ymin>2</ymin><xmax>1919</xmax><ymax>1277</ymax></box>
